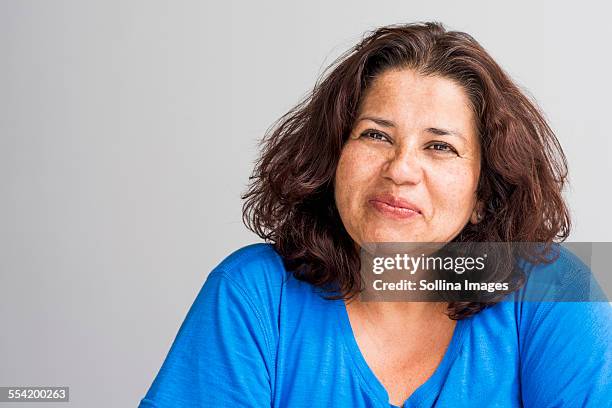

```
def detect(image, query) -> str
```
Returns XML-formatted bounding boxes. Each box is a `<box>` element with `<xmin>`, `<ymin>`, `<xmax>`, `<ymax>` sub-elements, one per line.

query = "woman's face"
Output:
<box><xmin>334</xmin><ymin>68</ymin><xmax>482</xmax><ymax>245</ymax></box>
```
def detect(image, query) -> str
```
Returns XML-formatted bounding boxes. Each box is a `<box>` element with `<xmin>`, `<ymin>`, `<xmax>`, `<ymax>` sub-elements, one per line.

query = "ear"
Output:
<box><xmin>470</xmin><ymin>200</ymin><xmax>485</xmax><ymax>224</ymax></box>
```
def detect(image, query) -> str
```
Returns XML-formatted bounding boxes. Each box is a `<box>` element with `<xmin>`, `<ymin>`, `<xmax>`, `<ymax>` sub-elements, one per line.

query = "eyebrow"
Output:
<box><xmin>357</xmin><ymin>115</ymin><xmax>466</xmax><ymax>141</ymax></box>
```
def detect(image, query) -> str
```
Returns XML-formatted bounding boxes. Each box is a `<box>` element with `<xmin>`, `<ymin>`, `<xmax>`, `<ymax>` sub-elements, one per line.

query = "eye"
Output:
<box><xmin>360</xmin><ymin>129</ymin><xmax>392</xmax><ymax>143</ymax></box>
<box><xmin>427</xmin><ymin>142</ymin><xmax>458</xmax><ymax>155</ymax></box>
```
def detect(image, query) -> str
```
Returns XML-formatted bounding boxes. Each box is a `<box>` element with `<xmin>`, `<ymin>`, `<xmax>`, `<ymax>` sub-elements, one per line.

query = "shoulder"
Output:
<box><xmin>209</xmin><ymin>243</ymin><xmax>289</xmax><ymax>299</ymax></box>
<box><xmin>198</xmin><ymin>243</ymin><xmax>291</xmax><ymax>338</ymax></box>
<box><xmin>140</xmin><ymin>244</ymin><xmax>288</xmax><ymax>406</ymax></box>
<box><xmin>215</xmin><ymin>242</ymin><xmax>284</xmax><ymax>272</ymax></box>
<box><xmin>516</xmin><ymin>243</ymin><xmax>606</xmax><ymax>302</ymax></box>
<box><xmin>509</xmin><ymin>244</ymin><xmax>612</xmax><ymax>406</ymax></box>
<box><xmin>513</xmin><ymin>243</ymin><xmax>611</xmax><ymax>364</ymax></box>
<box><xmin>523</xmin><ymin>242</ymin><xmax>586</xmax><ymax>276</ymax></box>
<box><xmin>180</xmin><ymin>244</ymin><xmax>289</xmax><ymax>359</ymax></box>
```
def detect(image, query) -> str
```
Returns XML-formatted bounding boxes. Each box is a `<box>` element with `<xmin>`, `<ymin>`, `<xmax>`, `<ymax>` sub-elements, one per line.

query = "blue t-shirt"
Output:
<box><xmin>139</xmin><ymin>243</ymin><xmax>611</xmax><ymax>407</ymax></box>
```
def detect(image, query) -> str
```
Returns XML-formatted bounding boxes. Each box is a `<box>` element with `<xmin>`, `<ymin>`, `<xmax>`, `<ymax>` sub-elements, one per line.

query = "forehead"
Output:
<box><xmin>359</xmin><ymin>69</ymin><xmax>475</xmax><ymax>130</ymax></box>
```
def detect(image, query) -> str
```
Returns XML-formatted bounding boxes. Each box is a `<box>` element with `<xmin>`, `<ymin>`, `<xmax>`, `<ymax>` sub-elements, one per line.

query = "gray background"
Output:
<box><xmin>1</xmin><ymin>1</ymin><xmax>610</xmax><ymax>407</ymax></box>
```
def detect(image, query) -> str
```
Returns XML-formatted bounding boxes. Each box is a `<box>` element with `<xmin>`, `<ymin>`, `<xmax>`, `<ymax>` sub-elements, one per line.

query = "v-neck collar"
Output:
<box><xmin>334</xmin><ymin>299</ymin><xmax>471</xmax><ymax>408</ymax></box>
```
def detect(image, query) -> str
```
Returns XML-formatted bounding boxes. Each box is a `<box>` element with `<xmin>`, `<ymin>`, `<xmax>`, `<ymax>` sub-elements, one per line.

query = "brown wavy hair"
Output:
<box><xmin>242</xmin><ymin>21</ymin><xmax>571</xmax><ymax>319</ymax></box>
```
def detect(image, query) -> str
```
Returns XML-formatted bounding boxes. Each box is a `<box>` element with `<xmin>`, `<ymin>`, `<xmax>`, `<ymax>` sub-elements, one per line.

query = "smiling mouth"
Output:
<box><xmin>369</xmin><ymin>199</ymin><xmax>422</xmax><ymax>220</ymax></box>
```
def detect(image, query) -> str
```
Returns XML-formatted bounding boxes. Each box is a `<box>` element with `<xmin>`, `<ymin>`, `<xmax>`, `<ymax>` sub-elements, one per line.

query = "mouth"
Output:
<box><xmin>368</xmin><ymin>194</ymin><xmax>422</xmax><ymax>220</ymax></box>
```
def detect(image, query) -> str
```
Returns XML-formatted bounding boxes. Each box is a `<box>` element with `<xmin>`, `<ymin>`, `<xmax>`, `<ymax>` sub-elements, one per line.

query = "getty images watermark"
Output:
<box><xmin>359</xmin><ymin>242</ymin><xmax>610</xmax><ymax>302</ymax></box>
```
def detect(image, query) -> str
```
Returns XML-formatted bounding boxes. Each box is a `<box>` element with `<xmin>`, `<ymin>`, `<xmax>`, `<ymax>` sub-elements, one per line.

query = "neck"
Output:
<box><xmin>346</xmin><ymin>299</ymin><xmax>450</xmax><ymax>327</ymax></box>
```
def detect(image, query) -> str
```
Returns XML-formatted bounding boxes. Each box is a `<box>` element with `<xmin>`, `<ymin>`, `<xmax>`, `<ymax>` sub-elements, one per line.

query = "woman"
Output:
<box><xmin>139</xmin><ymin>22</ymin><xmax>611</xmax><ymax>407</ymax></box>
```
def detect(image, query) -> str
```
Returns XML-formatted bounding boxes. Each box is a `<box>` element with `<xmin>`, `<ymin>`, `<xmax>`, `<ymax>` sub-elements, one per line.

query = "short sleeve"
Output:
<box><xmin>139</xmin><ymin>268</ymin><xmax>274</xmax><ymax>407</ymax></box>
<box><xmin>519</xmin><ymin>274</ymin><xmax>612</xmax><ymax>407</ymax></box>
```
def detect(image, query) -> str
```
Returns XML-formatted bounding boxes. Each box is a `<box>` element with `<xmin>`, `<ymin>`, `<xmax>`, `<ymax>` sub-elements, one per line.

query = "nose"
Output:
<box><xmin>381</xmin><ymin>144</ymin><xmax>423</xmax><ymax>185</ymax></box>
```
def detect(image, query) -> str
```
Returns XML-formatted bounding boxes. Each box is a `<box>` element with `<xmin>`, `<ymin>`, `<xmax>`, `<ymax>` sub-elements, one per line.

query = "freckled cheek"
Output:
<box><xmin>336</xmin><ymin>144</ymin><xmax>381</xmax><ymax>190</ymax></box>
<box><xmin>427</xmin><ymin>165</ymin><xmax>479</xmax><ymax>215</ymax></box>
<box><xmin>335</xmin><ymin>144</ymin><xmax>383</xmax><ymax>215</ymax></box>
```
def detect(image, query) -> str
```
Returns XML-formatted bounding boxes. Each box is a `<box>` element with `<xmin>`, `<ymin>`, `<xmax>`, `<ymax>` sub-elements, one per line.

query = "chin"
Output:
<box><xmin>363</xmin><ymin>228</ymin><xmax>421</xmax><ymax>243</ymax></box>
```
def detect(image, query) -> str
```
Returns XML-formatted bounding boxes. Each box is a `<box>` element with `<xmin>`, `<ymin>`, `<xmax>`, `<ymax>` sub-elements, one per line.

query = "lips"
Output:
<box><xmin>368</xmin><ymin>193</ymin><xmax>422</xmax><ymax>219</ymax></box>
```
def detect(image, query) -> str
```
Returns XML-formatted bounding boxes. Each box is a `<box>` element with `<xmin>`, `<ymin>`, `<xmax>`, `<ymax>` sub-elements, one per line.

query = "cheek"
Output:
<box><xmin>428</xmin><ymin>163</ymin><xmax>479</xmax><ymax>215</ymax></box>
<box><xmin>336</xmin><ymin>143</ymin><xmax>377</xmax><ymax>191</ymax></box>
<box><xmin>334</xmin><ymin>142</ymin><xmax>381</xmax><ymax>210</ymax></box>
